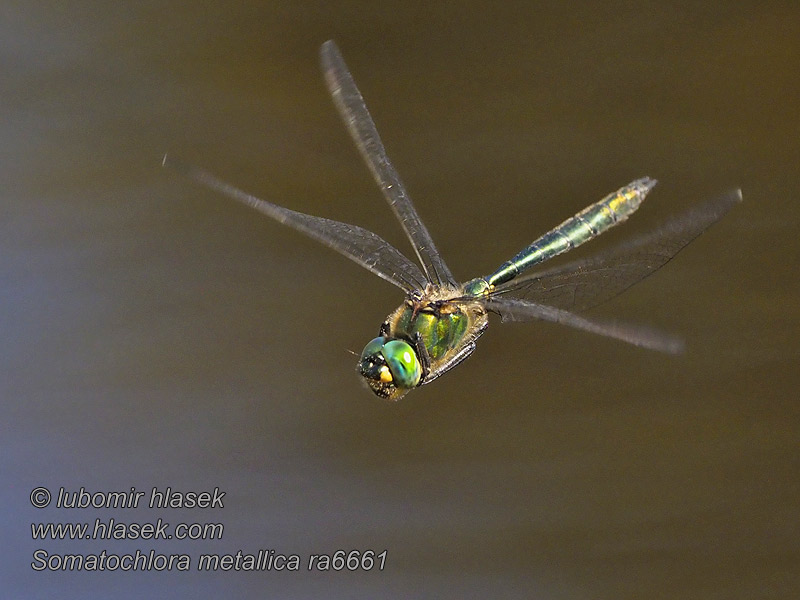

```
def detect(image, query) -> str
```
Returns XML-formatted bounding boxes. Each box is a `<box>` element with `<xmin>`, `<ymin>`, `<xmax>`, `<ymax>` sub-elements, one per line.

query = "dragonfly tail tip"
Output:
<box><xmin>641</xmin><ymin>176</ymin><xmax>658</xmax><ymax>193</ymax></box>
<box><xmin>628</xmin><ymin>176</ymin><xmax>658</xmax><ymax>197</ymax></box>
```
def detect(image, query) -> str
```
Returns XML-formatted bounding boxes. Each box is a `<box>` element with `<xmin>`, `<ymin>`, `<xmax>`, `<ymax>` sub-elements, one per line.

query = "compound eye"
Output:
<box><xmin>357</xmin><ymin>337</ymin><xmax>391</xmax><ymax>387</ymax></box>
<box><xmin>359</xmin><ymin>337</ymin><xmax>386</xmax><ymax>363</ymax></box>
<box><xmin>356</xmin><ymin>337</ymin><xmax>420</xmax><ymax>400</ymax></box>
<box><xmin>382</xmin><ymin>340</ymin><xmax>421</xmax><ymax>388</ymax></box>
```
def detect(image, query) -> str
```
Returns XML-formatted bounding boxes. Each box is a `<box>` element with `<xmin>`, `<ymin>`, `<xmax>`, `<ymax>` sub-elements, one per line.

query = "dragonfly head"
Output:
<box><xmin>357</xmin><ymin>336</ymin><xmax>422</xmax><ymax>400</ymax></box>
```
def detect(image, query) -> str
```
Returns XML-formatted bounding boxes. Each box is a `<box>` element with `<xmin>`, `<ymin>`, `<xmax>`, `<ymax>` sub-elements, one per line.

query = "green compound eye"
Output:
<box><xmin>357</xmin><ymin>337</ymin><xmax>422</xmax><ymax>400</ymax></box>
<box><xmin>359</xmin><ymin>337</ymin><xmax>386</xmax><ymax>362</ymax></box>
<box><xmin>358</xmin><ymin>337</ymin><xmax>393</xmax><ymax>390</ymax></box>
<box><xmin>381</xmin><ymin>340</ymin><xmax>421</xmax><ymax>388</ymax></box>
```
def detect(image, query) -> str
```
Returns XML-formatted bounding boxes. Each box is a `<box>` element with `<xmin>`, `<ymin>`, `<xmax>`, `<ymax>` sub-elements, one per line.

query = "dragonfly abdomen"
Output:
<box><xmin>483</xmin><ymin>178</ymin><xmax>656</xmax><ymax>288</ymax></box>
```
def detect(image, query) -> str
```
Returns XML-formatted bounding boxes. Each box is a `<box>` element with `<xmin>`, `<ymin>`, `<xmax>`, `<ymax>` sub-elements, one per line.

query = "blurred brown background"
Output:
<box><xmin>3</xmin><ymin>2</ymin><xmax>798</xmax><ymax>598</ymax></box>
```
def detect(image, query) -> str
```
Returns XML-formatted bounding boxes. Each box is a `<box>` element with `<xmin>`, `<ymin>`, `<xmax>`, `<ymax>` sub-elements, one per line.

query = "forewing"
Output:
<box><xmin>486</xmin><ymin>297</ymin><xmax>684</xmax><ymax>354</ymax></box>
<box><xmin>164</xmin><ymin>156</ymin><xmax>427</xmax><ymax>293</ymax></box>
<box><xmin>493</xmin><ymin>189</ymin><xmax>743</xmax><ymax>311</ymax></box>
<box><xmin>320</xmin><ymin>40</ymin><xmax>457</xmax><ymax>287</ymax></box>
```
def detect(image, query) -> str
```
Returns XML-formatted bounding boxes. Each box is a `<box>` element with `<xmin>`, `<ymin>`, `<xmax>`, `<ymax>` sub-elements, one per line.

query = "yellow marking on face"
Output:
<box><xmin>379</xmin><ymin>365</ymin><xmax>393</xmax><ymax>383</ymax></box>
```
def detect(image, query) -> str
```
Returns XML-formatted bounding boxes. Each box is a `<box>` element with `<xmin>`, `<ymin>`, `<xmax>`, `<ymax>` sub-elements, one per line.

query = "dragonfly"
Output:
<box><xmin>165</xmin><ymin>40</ymin><xmax>742</xmax><ymax>400</ymax></box>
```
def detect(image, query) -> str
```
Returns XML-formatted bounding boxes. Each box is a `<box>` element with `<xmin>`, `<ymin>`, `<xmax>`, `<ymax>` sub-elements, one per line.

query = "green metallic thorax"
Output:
<box><xmin>394</xmin><ymin>303</ymin><xmax>468</xmax><ymax>360</ymax></box>
<box><xmin>385</xmin><ymin>287</ymin><xmax>488</xmax><ymax>371</ymax></box>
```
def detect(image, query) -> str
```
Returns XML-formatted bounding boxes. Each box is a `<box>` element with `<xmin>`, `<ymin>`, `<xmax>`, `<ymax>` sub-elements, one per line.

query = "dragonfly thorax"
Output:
<box><xmin>357</xmin><ymin>291</ymin><xmax>489</xmax><ymax>401</ymax></box>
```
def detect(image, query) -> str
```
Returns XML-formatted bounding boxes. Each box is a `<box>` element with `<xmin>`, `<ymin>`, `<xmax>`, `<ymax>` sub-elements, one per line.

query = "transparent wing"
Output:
<box><xmin>492</xmin><ymin>189</ymin><xmax>742</xmax><ymax>311</ymax></box>
<box><xmin>320</xmin><ymin>40</ymin><xmax>457</xmax><ymax>288</ymax></box>
<box><xmin>486</xmin><ymin>297</ymin><xmax>685</xmax><ymax>354</ymax></box>
<box><xmin>164</xmin><ymin>156</ymin><xmax>427</xmax><ymax>293</ymax></box>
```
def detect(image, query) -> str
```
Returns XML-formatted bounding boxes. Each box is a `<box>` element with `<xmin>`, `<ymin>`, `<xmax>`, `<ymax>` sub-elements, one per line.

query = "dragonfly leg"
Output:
<box><xmin>379</xmin><ymin>320</ymin><xmax>391</xmax><ymax>338</ymax></box>
<box><xmin>410</xmin><ymin>332</ymin><xmax>432</xmax><ymax>384</ymax></box>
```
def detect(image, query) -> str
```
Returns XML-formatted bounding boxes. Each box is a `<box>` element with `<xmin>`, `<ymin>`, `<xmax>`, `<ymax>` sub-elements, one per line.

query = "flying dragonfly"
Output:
<box><xmin>165</xmin><ymin>40</ymin><xmax>741</xmax><ymax>400</ymax></box>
